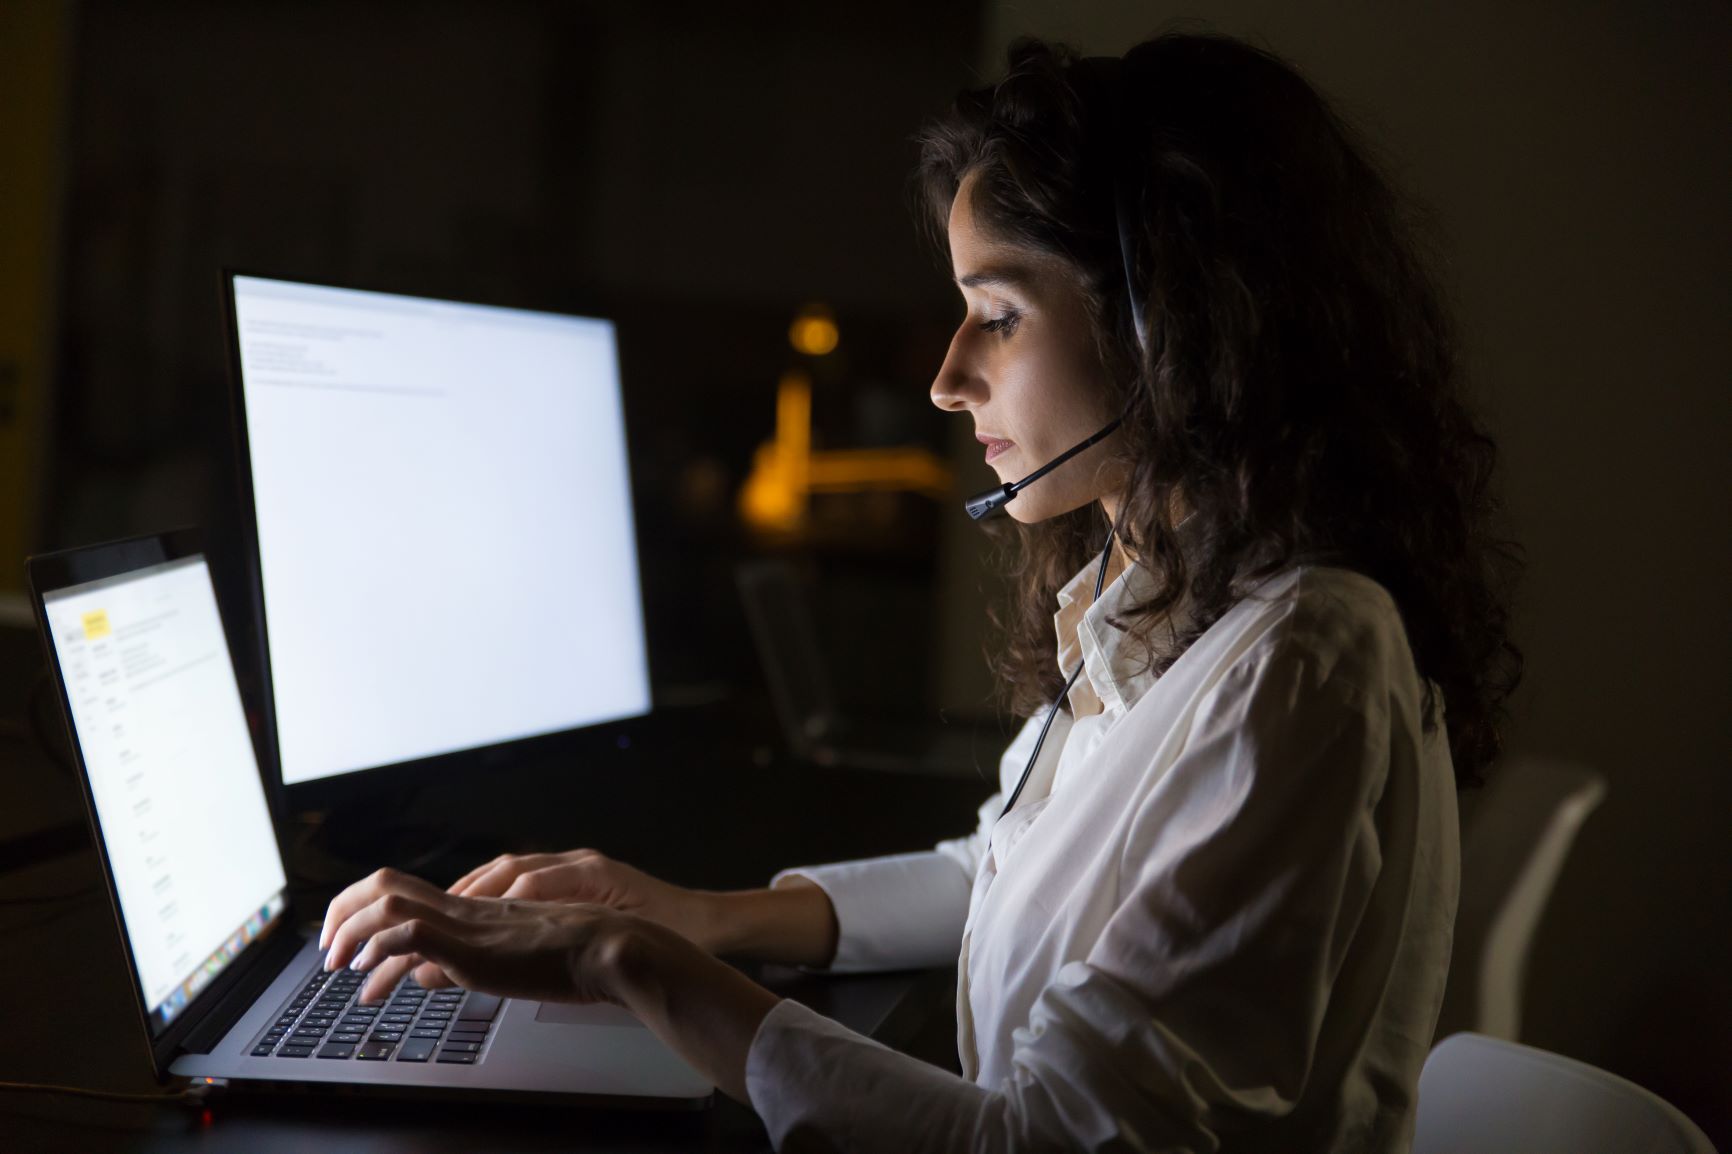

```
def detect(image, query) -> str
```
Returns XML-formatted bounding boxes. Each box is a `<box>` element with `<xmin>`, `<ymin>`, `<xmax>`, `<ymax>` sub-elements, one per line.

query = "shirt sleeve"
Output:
<box><xmin>747</xmin><ymin>642</ymin><xmax>1396</xmax><ymax>1151</ymax></box>
<box><xmin>768</xmin><ymin>716</ymin><xmax>1053</xmax><ymax>972</ymax></box>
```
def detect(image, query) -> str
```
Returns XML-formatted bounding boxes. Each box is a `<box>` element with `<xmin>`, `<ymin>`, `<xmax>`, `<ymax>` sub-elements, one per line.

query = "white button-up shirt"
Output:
<box><xmin>747</xmin><ymin>561</ymin><xmax>1460</xmax><ymax>1152</ymax></box>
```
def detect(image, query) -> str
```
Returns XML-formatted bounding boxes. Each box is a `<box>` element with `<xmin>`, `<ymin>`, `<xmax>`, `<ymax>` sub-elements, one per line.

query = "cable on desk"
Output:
<box><xmin>0</xmin><ymin>1079</ymin><xmax>206</xmax><ymax>1103</ymax></box>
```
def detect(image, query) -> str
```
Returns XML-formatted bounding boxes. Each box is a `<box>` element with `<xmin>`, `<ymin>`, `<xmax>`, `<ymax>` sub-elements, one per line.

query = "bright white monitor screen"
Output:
<box><xmin>42</xmin><ymin>557</ymin><xmax>288</xmax><ymax>1031</ymax></box>
<box><xmin>231</xmin><ymin>275</ymin><xmax>651</xmax><ymax>785</ymax></box>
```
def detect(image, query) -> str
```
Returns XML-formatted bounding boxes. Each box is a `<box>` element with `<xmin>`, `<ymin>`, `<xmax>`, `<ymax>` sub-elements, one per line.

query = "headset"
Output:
<box><xmin>961</xmin><ymin>55</ymin><xmax>1148</xmax><ymax>819</ymax></box>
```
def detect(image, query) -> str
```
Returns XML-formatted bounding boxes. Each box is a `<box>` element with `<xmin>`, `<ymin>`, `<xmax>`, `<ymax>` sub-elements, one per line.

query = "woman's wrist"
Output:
<box><xmin>591</xmin><ymin>914</ymin><xmax>783</xmax><ymax>1103</ymax></box>
<box><xmin>591</xmin><ymin>915</ymin><xmax>677</xmax><ymax>1018</ymax></box>
<box><xmin>687</xmin><ymin>888</ymin><xmax>739</xmax><ymax>955</ymax></box>
<box><xmin>699</xmin><ymin>882</ymin><xmax>838</xmax><ymax>967</ymax></box>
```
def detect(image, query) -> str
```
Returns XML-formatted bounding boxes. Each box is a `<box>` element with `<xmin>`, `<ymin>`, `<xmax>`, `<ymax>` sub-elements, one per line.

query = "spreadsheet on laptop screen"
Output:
<box><xmin>41</xmin><ymin>557</ymin><xmax>288</xmax><ymax>1028</ymax></box>
<box><xmin>231</xmin><ymin>276</ymin><xmax>651</xmax><ymax>785</ymax></box>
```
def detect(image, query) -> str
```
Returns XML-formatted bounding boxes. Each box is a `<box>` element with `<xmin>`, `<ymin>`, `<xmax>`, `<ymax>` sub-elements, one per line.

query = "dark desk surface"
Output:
<box><xmin>0</xmin><ymin>672</ymin><xmax>978</xmax><ymax>1153</ymax></box>
<box><xmin>0</xmin><ymin>841</ymin><xmax>955</xmax><ymax>1153</ymax></box>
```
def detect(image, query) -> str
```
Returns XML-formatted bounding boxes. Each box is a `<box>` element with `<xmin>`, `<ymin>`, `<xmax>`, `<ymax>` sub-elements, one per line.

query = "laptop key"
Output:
<box><xmin>356</xmin><ymin>1042</ymin><xmax>395</xmax><ymax>1061</ymax></box>
<box><xmin>277</xmin><ymin>1045</ymin><xmax>314</xmax><ymax>1058</ymax></box>
<box><xmin>410</xmin><ymin>1028</ymin><xmax>444</xmax><ymax>1039</ymax></box>
<box><xmin>457</xmin><ymin>994</ymin><xmax>501</xmax><ymax>1022</ymax></box>
<box><xmin>396</xmin><ymin>1038</ymin><xmax>436</xmax><ymax>1062</ymax></box>
<box><xmin>317</xmin><ymin>1043</ymin><xmax>356</xmax><ymax>1059</ymax></box>
<box><xmin>330</xmin><ymin>1032</ymin><xmax>364</xmax><ymax>1044</ymax></box>
<box><xmin>436</xmin><ymin>1050</ymin><xmax>477</xmax><ymax>1064</ymax></box>
<box><xmin>440</xmin><ymin>1041</ymin><xmax>480</xmax><ymax>1053</ymax></box>
<box><xmin>251</xmin><ymin>1044</ymin><xmax>276</xmax><ymax>1056</ymax></box>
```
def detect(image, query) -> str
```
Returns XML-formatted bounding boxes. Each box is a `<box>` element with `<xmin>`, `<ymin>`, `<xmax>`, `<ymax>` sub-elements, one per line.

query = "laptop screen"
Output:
<box><xmin>230</xmin><ymin>275</ymin><xmax>651</xmax><ymax>786</ymax></box>
<box><xmin>40</xmin><ymin>555</ymin><xmax>288</xmax><ymax>1034</ymax></box>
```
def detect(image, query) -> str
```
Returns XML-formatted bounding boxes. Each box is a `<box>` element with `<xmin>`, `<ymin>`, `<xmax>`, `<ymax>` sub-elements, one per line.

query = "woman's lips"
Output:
<box><xmin>977</xmin><ymin>433</ymin><xmax>1014</xmax><ymax>462</ymax></box>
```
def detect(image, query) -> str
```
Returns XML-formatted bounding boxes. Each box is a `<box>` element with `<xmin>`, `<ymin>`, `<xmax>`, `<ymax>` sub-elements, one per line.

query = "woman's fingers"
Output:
<box><xmin>447</xmin><ymin>848</ymin><xmax>607</xmax><ymax>900</ymax></box>
<box><xmin>324</xmin><ymin>891</ymin><xmax>454</xmax><ymax>972</ymax></box>
<box><xmin>352</xmin><ymin>917</ymin><xmax>468</xmax><ymax>981</ymax></box>
<box><xmin>412</xmin><ymin>958</ymin><xmax>459</xmax><ymax>989</ymax></box>
<box><xmin>501</xmin><ymin>861</ymin><xmax>599</xmax><ymax>902</ymax></box>
<box><xmin>356</xmin><ymin>950</ymin><xmax>425</xmax><ymax>1004</ymax></box>
<box><xmin>448</xmin><ymin>853</ymin><xmax>521</xmax><ymax>897</ymax></box>
<box><xmin>320</xmin><ymin>867</ymin><xmax>448</xmax><ymax>951</ymax></box>
<box><xmin>450</xmin><ymin>855</ymin><xmax>545</xmax><ymax>899</ymax></box>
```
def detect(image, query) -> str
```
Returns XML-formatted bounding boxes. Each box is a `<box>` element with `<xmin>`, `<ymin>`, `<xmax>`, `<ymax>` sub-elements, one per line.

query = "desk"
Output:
<box><xmin>0</xmin><ymin>702</ymin><xmax>975</xmax><ymax>1152</ymax></box>
<box><xmin>0</xmin><ymin>842</ymin><xmax>955</xmax><ymax>1152</ymax></box>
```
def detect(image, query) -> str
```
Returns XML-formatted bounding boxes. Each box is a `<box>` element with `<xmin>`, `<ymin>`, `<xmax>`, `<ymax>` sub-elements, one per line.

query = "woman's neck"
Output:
<box><xmin>1098</xmin><ymin>492</ymin><xmax>1124</xmax><ymax>531</ymax></box>
<box><xmin>1099</xmin><ymin>489</ymin><xmax>1194</xmax><ymax>568</ymax></box>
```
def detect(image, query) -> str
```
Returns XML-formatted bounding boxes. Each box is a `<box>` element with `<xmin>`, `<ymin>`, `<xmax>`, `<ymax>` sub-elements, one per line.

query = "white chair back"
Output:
<box><xmin>1414</xmin><ymin>1032</ymin><xmax>1718</xmax><ymax>1154</ymax></box>
<box><xmin>1435</xmin><ymin>757</ymin><xmax>1605</xmax><ymax>1041</ymax></box>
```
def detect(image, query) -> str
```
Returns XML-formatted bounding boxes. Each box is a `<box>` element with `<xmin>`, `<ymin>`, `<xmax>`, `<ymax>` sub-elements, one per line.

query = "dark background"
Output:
<box><xmin>2</xmin><ymin>0</ymin><xmax>1727</xmax><ymax>1143</ymax></box>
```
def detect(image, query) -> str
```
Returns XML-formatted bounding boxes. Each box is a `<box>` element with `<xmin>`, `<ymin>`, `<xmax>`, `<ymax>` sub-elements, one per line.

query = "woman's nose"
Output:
<box><xmin>930</xmin><ymin>329</ymin><xmax>986</xmax><ymax>413</ymax></box>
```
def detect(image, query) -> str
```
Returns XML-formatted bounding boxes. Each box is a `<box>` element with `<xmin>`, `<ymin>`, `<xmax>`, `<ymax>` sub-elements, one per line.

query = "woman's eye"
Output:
<box><xmin>978</xmin><ymin>310</ymin><xmax>1022</xmax><ymax>338</ymax></box>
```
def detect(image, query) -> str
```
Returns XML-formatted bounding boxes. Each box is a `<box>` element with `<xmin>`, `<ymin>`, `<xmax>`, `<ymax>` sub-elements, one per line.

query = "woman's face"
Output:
<box><xmin>930</xmin><ymin>172</ymin><xmax>1124</xmax><ymax>524</ymax></box>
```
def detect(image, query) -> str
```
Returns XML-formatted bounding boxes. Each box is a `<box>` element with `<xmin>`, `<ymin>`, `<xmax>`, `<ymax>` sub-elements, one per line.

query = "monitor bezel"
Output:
<box><xmin>24</xmin><ymin>528</ymin><xmax>297</xmax><ymax>1080</ymax></box>
<box><xmin>219</xmin><ymin>269</ymin><xmax>656</xmax><ymax>818</ymax></box>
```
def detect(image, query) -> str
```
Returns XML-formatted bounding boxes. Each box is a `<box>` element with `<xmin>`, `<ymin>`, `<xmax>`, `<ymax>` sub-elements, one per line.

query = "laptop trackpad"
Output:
<box><xmin>532</xmin><ymin>1001</ymin><xmax>643</xmax><ymax>1029</ymax></box>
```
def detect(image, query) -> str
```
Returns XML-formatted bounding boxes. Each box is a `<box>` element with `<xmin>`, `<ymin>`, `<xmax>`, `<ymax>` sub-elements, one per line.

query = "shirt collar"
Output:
<box><xmin>1053</xmin><ymin>516</ymin><xmax>1201</xmax><ymax>719</ymax></box>
<box><xmin>1053</xmin><ymin>555</ymin><xmax>1157</xmax><ymax>718</ymax></box>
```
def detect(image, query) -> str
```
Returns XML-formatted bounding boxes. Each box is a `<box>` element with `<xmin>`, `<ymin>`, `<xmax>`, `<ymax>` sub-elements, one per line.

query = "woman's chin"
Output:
<box><xmin>1006</xmin><ymin>494</ymin><xmax>1075</xmax><ymax>525</ymax></box>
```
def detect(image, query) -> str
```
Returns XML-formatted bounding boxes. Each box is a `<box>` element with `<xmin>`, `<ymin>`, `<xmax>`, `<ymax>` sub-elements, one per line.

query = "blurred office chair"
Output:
<box><xmin>1434</xmin><ymin>756</ymin><xmax>1607</xmax><ymax>1043</ymax></box>
<box><xmin>735</xmin><ymin>559</ymin><xmax>994</xmax><ymax>777</ymax></box>
<box><xmin>1414</xmin><ymin>1032</ymin><xmax>1717</xmax><ymax>1154</ymax></box>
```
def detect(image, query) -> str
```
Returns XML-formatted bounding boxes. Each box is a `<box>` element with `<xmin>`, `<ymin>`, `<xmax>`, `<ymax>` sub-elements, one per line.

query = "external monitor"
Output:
<box><xmin>225</xmin><ymin>274</ymin><xmax>650</xmax><ymax>792</ymax></box>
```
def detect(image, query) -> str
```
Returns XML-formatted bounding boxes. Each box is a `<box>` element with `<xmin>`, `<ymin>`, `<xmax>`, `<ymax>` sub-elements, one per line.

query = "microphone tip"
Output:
<box><xmin>964</xmin><ymin>484</ymin><xmax>1016</xmax><ymax>521</ymax></box>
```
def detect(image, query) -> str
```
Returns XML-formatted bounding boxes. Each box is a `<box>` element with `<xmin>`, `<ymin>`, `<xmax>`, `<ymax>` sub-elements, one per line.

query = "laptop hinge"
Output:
<box><xmin>179</xmin><ymin>929</ymin><xmax>305</xmax><ymax>1055</ymax></box>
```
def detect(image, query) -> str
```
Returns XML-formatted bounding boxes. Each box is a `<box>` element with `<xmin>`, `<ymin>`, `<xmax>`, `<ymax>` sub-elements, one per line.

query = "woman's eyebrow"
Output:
<box><xmin>956</xmin><ymin>264</ymin><xmax>1036</xmax><ymax>289</ymax></box>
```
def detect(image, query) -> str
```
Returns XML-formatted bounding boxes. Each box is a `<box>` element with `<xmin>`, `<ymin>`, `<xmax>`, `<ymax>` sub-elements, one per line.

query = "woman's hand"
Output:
<box><xmin>320</xmin><ymin>867</ymin><xmax>638</xmax><ymax>1004</ymax></box>
<box><xmin>447</xmin><ymin>849</ymin><xmax>723</xmax><ymax>950</ymax></box>
<box><xmin>446</xmin><ymin>849</ymin><xmax>840</xmax><ymax>968</ymax></box>
<box><xmin>319</xmin><ymin>866</ymin><xmax>782</xmax><ymax>1101</ymax></box>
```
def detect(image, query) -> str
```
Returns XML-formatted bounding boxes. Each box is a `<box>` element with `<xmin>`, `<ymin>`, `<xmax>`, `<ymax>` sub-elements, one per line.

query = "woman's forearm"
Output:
<box><xmin>601</xmin><ymin>920</ymin><xmax>783</xmax><ymax>1103</ymax></box>
<box><xmin>700</xmin><ymin>878</ymin><xmax>839</xmax><ymax>968</ymax></box>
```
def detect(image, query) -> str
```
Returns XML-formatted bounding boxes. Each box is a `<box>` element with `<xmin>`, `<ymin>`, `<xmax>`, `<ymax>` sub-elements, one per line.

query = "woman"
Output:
<box><xmin>320</xmin><ymin>32</ymin><xmax>1520</xmax><ymax>1151</ymax></box>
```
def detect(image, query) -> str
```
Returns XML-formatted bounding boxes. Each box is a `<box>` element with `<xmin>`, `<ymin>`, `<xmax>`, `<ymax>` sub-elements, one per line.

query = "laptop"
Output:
<box><xmin>25</xmin><ymin>529</ymin><xmax>712</xmax><ymax>1106</ymax></box>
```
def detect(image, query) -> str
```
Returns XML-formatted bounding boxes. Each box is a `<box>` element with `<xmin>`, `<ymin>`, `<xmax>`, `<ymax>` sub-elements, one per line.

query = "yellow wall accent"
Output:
<box><xmin>0</xmin><ymin>1</ymin><xmax>69</xmax><ymax>586</ymax></box>
<box><xmin>739</xmin><ymin>370</ymin><xmax>952</xmax><ymax>533</ymax></box>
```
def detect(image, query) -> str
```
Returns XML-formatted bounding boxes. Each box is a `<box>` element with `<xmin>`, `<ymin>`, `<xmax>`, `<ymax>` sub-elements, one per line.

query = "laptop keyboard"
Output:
<box><xmin>250</xmin><ymin>967</ymin><xmax>500</xmax><ymax>1065</ymax></box>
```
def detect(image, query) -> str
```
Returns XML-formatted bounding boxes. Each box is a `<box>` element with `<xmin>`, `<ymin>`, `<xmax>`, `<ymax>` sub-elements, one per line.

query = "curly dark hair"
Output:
<box><xmin>915</xmin><ymin>32</ymin><xmax>1523</xmax><ymax>787</ymax></box>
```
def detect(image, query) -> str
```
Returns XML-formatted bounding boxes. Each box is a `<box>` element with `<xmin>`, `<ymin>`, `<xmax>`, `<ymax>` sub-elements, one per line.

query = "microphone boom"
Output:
<box><xmin>962</xmin><ymin>415</ymin><xmax>1123</xmax><ymax>520</ymax></box>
